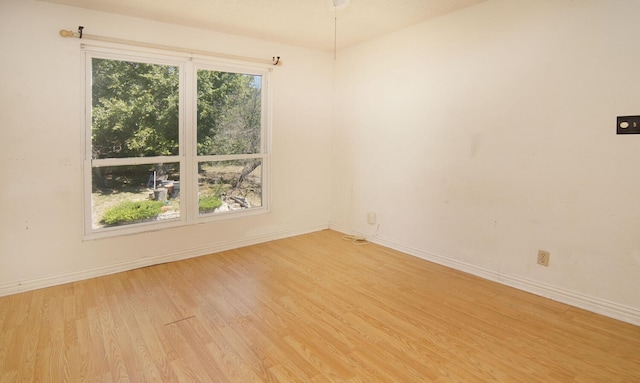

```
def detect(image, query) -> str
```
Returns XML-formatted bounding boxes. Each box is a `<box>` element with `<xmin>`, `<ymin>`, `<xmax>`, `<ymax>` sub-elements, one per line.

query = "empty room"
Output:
<box><xmin>1</xmin><ymin>0</ymin><xmax>639</xmax><ymax>381</ymax></box>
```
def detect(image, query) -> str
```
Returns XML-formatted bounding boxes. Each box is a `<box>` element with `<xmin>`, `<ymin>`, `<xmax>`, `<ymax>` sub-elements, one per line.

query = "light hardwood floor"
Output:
<box><xmin>1</xmin><ymin>230</ymin><xmax>639</xmax><ymax>382</ymax></box>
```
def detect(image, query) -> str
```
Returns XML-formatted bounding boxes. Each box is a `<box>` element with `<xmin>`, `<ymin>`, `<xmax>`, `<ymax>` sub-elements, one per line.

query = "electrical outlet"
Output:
<box><xmin>537</xmin><ymin>250</ymin><xmax>550</xmax><ymax>267</ymax></box>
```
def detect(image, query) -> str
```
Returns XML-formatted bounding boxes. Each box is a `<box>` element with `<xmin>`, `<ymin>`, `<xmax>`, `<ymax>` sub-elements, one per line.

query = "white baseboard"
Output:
<box><xmin>5</xmin><ymin>222</ymin><xmax>638</xmax><ymax>326</ymax></box>
<box><xmin>0</xmin><ymin>224</ymin><xmax>329</xmax><ymax>298</ymax></box>
<box><xmin>329</xmin><ymin>222</ymin><xmax>640</xmax><ymax>326</ymax></box>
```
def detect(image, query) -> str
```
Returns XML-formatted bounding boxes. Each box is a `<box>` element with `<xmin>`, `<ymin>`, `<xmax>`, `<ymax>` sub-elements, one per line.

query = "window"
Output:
<box><xmin>84</xmin><ymin>48</ymin><xmax>269</xmax><ymax>238</ymax></box>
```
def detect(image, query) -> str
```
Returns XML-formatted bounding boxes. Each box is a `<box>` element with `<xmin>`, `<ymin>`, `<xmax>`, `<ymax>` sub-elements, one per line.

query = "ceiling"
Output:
<box><xmin>41</xmin><ymin>0</ymin><xmax>486</xmax><ymax>51</ymax></box>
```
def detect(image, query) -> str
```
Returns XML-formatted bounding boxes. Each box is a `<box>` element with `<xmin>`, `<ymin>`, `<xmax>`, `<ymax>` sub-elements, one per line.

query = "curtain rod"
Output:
<box><xmin>59</xmin><ymin>26</ymin><xmax>282</xmax><ymax>66</ymax></box>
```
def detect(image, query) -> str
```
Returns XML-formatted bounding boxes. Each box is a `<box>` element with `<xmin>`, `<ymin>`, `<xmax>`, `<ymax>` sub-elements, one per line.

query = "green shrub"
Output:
<box><xmin>101</xmin><ymin>200</ymin><xmax>164</xmax><ymax>225</ymax></box>
<box><xmin>199</xmin><ymin>194</ymin><xmax>222</xmax><ymax>213</ymax></box>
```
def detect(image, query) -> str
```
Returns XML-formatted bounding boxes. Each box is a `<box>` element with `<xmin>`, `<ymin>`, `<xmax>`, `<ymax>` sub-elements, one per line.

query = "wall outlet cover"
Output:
<box><xmin>617</xmin><ymin>116</ymin><xmax>640</xmax><ymax>134</ymax></box>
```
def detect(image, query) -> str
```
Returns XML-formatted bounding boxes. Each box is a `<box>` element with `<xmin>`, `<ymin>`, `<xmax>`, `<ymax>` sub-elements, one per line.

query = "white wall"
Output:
<box><xmin>0</xmin><ymin>0</ymin><xmax>333</xmax><ymax>293</ymax></box>
<box><xmin>331</xmin><ymin>0</ymin><xmax>640</xmax><ymax>324</ymax></box>
<box><xmin>2</xmin><ymin>0</ymin><xmax>639</xmax><ymax>325</ymax></box>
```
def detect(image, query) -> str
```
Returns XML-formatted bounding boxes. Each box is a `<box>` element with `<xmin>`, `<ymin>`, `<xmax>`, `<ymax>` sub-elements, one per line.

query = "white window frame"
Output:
<box><xmin>83</xmin><ymin>45</ymin><xmax>271</xmax><ymax>240</ymax></box>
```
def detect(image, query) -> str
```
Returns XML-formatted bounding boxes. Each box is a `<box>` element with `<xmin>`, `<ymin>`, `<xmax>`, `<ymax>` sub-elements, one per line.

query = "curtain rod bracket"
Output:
<box><xmin>272</xmin><ymin>56</ymin><xmax>280</xmax><ymax>66</ymax></box>
<box><xmin>78</xmin><ymin>26</ymin><xmax>84</xmax><ymax>39</ymax></box>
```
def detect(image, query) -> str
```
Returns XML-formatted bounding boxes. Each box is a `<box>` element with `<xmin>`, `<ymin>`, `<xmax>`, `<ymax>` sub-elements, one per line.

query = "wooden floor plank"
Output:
<box><xmin>1</xmin><ymin>230</ymin><xmax>638</xmax><ymax>382</ymax></box>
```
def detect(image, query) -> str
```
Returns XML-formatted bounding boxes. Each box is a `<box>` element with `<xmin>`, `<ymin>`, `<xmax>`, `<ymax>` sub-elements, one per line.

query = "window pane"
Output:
<box><xmin>92</xmin><ymin>163</ymin><xmax>180</xmax><ymax>229</ymax></box>
<box><xmin>91</xmin><ymin>58</ymin><xmax>179</xmax><ymax>159</ymax></box>
<box><xmin>197</xmin><ymin>70</ymin><xmax>262</xmax><ymax>155</ymax></box>
<box><xmin>198</xmin><ymin>159</ymin><xmax>262</xmax><ymax>215</ymax></box>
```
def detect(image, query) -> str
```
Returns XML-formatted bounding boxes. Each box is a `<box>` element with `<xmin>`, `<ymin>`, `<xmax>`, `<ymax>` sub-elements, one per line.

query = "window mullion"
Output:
<box><xmin>91</xmin><ymin>156</ymin><xmax>181</xmax><ymax>167</ymax></box>
<box><xmin>183</xmin><ymin>60</ymin><xmax>196</xmax><ymax>222</ymax></box>
<box><xmin>197</xmin><ymin>153</ymin><xmax>264</xmax><ymax>162</ymax></box>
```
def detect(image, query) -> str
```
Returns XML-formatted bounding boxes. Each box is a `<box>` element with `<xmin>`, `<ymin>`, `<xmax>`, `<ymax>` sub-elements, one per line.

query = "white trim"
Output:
<box><xmin>0</xmin><ymin>224</ymin><xmax>329</xmax><ymax>298</ymax></box>
<box><xmin>92</xmin><ymin>156</ymin><xmax>181</xmax><ymax>167</ymax></box>
<box><xmin>196</xmin><ymin>153</ymin><xmax>264</xmax><ymax>162</ymax></box>
<box><xmin>82</xmin><ymin>46</ymin><xmax>271</xmax><ymax>239</ymax></box>
<box><xmin>5</xmin><ymin>223</ymin><xmax>638</xmax><ymax>326</ymax></box>
<box><xmin>329</xmin><ymin>222</ymin><xmax>640</xmax><ymax>326</ymax></box>
<box><xmin>184</xmin><ymin>59</ymin><xmax>195</xmax><ymax>223</ymax></box>
<box><xmin>197</xmin><ymin>204</ymin><xmax>269</xmax><ymax>223</ymax></box>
